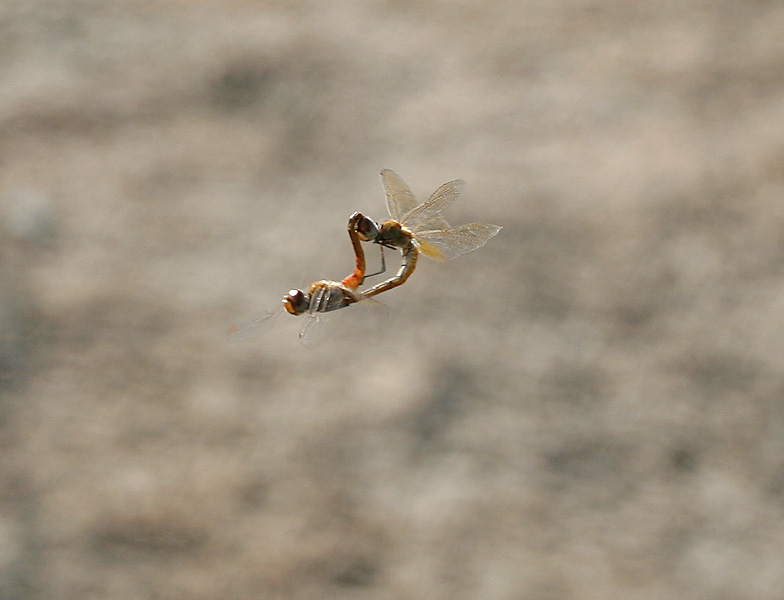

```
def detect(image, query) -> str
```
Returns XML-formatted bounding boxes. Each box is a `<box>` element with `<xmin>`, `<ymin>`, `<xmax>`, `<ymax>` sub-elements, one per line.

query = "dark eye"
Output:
<box><xmin>283</xmin><ymin>289</ymin><xmax>309</xmax><ymax>315</ymax></box>
<box><xmin>356</xmin><ymin>216</ymin><xmax>379</xmax><ymax>241</ymax></box>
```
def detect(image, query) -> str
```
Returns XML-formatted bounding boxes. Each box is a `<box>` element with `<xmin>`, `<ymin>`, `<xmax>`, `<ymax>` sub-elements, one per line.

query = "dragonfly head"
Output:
<box><xmin>355</xmin><ymin>214</ymin><xmax>380</xmax><ymax>242</ymax></box>
<box><xmin>283</xmin><ymin>289</ymin><xmax>309</xmax><ymax>316</ymax></box>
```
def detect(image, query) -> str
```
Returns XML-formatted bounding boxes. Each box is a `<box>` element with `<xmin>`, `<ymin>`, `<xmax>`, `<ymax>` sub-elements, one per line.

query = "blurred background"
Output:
<box><xmin>2</xmin><ymin>1</ymin><xmax>784</xmax><ymax>598</ymax></box>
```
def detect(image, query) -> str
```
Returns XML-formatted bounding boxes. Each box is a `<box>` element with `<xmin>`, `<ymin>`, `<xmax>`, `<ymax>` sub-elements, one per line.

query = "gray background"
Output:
<box><xmin>2</xmin><ymin>1</ymin><xmax>784</xmax><ymax>598</ymax></box>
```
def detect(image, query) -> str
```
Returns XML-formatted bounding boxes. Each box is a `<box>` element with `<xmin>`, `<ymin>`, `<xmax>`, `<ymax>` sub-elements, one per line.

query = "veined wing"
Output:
<box><xmin>299</xmin><ymin>291</ymin><xmax>387</xmax><ymax>347</ymax></box>
<box><xmin>401</xmin><ymin>178</ymin><xmax>464</xmax><ymax>232</ymax></box>
<box><xmin>298</xmin><ymin>312</ymin><xmax>325</xmax><ymax>347</ymax></box>
<box><xmin>380</xmin><ymin>169</ymin><xmax>418</xmax><ymax>221</ymax></box>
<box><xmin>229</xmin><ymin>307</ymin><xmax>282</xmax><ymax>340</ymax></box>
<box><xmin>297</xmin><ymin>286</ymin><xmax>334</xmax><ymax>346</ymax></box>
<box><xmin>416</xmin><ymin>223</ymin><xmax>501</xmax><ymax>261</ymax></box>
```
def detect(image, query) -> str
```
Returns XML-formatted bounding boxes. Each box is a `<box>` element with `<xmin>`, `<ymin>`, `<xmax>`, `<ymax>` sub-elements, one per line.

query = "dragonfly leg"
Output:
<box><xmin>364</xmin><ymin>245</ymin><xmax>387</xmax><ymax>279</ymax></box>
<box><xmin>362</xmin><ymin>243</ymin><xmax>418</xmax><ymax>297</ymax></box>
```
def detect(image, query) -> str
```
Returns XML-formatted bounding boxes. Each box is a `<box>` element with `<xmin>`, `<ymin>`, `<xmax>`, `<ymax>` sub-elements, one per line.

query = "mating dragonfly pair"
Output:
<box><xmin>232</xmin><ymin>169</ymin><xmax>501</xmax><ymax>345</ymax></box>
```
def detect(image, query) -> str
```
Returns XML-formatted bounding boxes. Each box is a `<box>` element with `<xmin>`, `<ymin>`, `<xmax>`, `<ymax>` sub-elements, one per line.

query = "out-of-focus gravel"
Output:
<box><xmin>2</xmin><ymin>1</ymin><xmax>784</xmax><ymax>598</ymax></box>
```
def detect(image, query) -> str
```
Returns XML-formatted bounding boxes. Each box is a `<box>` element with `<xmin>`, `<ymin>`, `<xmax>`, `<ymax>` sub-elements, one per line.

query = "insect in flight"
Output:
<box><xmin>355</xmin><ymin>169</ymin><xmax>501</xmax><ymax>297</ymax></box>
<box><xmin>230</xmin><ymin>211</ymin><xmax>382</xmax><ymax>346</ymax></box>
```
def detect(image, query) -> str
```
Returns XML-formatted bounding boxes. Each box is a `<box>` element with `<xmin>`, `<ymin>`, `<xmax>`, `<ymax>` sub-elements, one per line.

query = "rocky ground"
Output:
<box><xmin>2</xmin><ymin>1</ymin><xmax>784</xmax><ymax>598</ymax></box>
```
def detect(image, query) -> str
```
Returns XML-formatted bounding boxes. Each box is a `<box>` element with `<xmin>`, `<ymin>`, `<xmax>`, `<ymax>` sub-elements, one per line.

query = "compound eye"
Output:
<box><xmin>283</xmin><ymin>289</ymin><xmax>308</xmax><ymax>315</ymax></box>
<box><xmin>356</xmin><ymin>216</ymin><xmax>380</xmax><ymax>241</ymax></box>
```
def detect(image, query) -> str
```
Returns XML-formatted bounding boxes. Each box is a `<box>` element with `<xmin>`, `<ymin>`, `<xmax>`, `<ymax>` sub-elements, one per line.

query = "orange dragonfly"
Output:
<box><xmin>231</xmin><ymin>211</ymin><xmax>382</xmax><ymax>346</ymax></box>
<box><xmin>355</xmin><ymin>169</ymin><xmax>501</xmax><ymax>297</ymax></box>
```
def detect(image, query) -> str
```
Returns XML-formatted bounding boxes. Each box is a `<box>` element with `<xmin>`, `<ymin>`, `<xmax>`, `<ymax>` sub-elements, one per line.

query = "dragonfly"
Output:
<box><xmin>355</xmin><ymin>169</ymin><xmax>501</xmax><ymax>297</ymax></box>
<box><xmin>230</xmin><ymin>211</ymin><xmax>383</xmax><ymax>346</ymax></box>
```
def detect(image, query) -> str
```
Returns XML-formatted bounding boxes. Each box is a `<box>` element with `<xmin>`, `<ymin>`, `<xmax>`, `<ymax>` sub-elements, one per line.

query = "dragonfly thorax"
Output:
<box><xmin>377</xmin><ymin>220</ymin><xmax>414</xmax><ymax>249</ymax></box>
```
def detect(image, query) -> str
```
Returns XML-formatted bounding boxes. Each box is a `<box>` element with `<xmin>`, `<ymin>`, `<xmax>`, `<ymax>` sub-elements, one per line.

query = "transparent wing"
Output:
<box><xmin>228</xmin><ymin>307</ymin><xmax>283</xmax><ymax>340</ymax></box>
<box><xmin>415</xmin><ymin>223</ymin><xmax>501</xmax><ymax>261</ymax></box>
<box><xmin>350</xmin><ymin>291</ymin><xmax>388</xmax><ymax>315</ymax></box>
<box><xmin>401</xmin><ymin>179</ymin><xmax>464</xmax><ymax>232</ymax></box>
<box><xmin>298</xmin><ymin>312</ymin><xmax>325</xmax><ymax>347</ymax></box>
<box><xmin>299</xmin><ymin>292</ymin><xmax>386</xmax><ymax>348</ymax></box>
<box><xmin>380</xmin><ymin>169</ymin><xmax>418</xmax><ymax>221</ymax></box>
<box><xmin>347</xmin><ymin>293</ymin><xmax>389</xmax><ymax>340</ymax></box>
<box><xmin>409</xmin><ymin>209</ymin><xmax>451</xmax><ymax>234</ymax></box>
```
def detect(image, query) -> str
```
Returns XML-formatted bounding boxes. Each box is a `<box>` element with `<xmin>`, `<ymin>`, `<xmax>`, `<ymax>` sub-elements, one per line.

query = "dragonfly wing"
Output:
<box><xmin>410</xmin><ymin>213</ymin><xmax>450</xmax><ymax>233</ymax></box>
<box><xmin>348</xmin><ymin>293</ymin><xmax>390</xmax><ymax>340</ymax></box>
<box><xmin>299</xmin><ymin>292</ymin><xmax>383</xmax><ymax>347</ymax></box>
<box><xmin>228</xmin><ymin>308</ymin><xmax>282</xmax><ymax>340</ymax></box>
<box><xmin>401</xmin><ymin>179</ymin><xmax>465</xmax><ymax>231</ymax></box>
<box><xmin>352</xmin><ymin>292</ymin><xmax>389</xmax><ymax>315</ymax></box>
<box><xmin>299</xmin><ymin>312</ymin><xmax>326</xmax><ymax>347</ymax></box>
<box><xmin>380</xmin><ymin>169</ymin><xmax>418</xmax><ymax>221</ymax></box>
<box><xmin>299</xmin><ymin>282</ymin><xmax>349</xmax><ymax>346</ymax></box>
<box><xmin>416</xmin><ymin>223</ymin><xmax>501</xmax><ymax>261</ymax></box>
